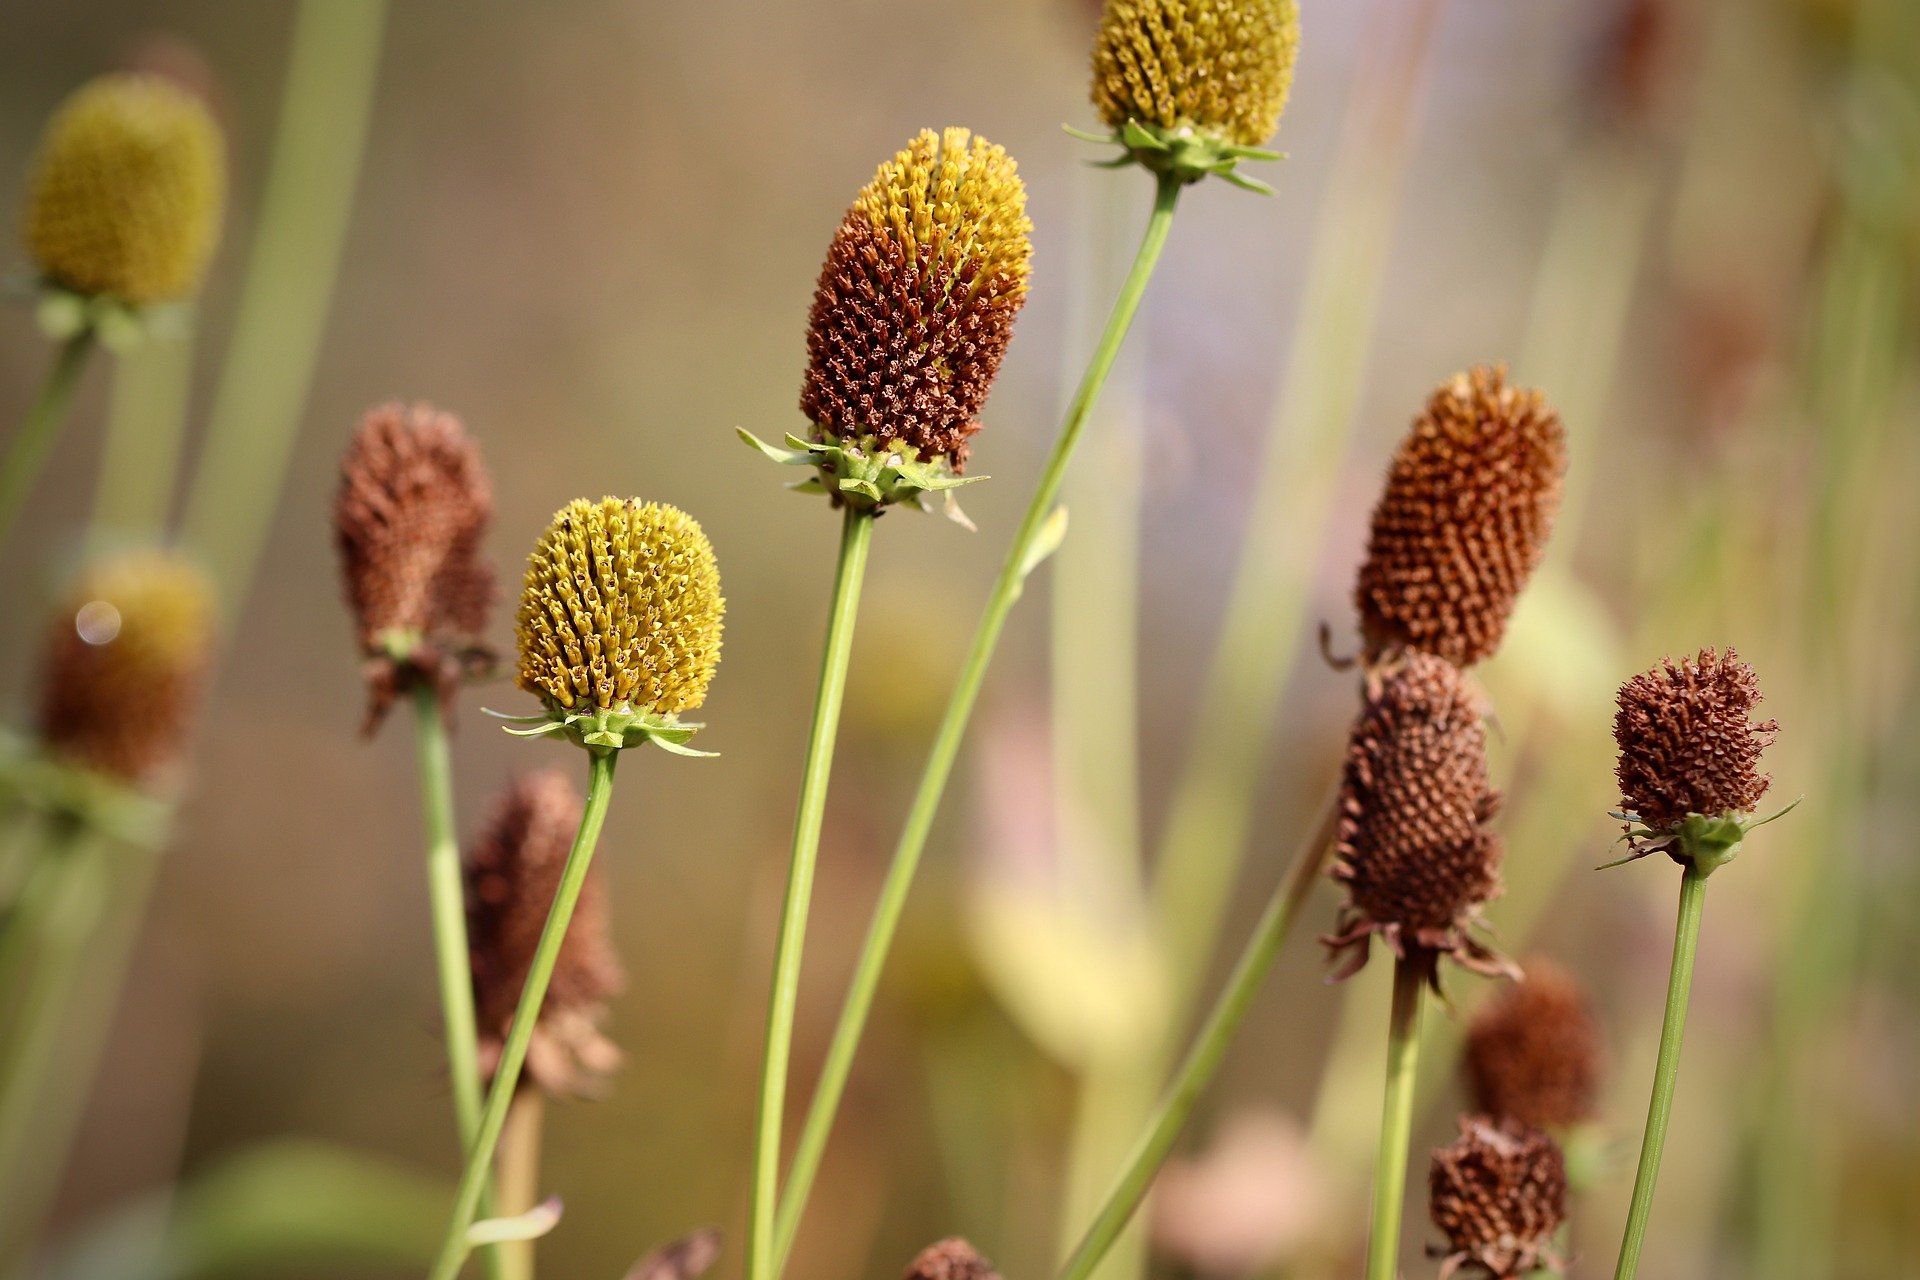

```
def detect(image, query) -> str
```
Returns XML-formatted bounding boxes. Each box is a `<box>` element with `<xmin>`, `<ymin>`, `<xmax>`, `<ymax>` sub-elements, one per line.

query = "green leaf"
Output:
<box><xmin>1016</xmin><ymin>506</ymin><xmax>1071</xmax><ymax>584</ymax></box>
<box><xmin>466</xmin><ymin>1197</ymin><xmax>563</xmax><ymax>1246</ymax></box>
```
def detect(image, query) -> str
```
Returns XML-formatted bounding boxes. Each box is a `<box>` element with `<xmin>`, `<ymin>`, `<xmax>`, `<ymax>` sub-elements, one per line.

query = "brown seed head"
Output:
<box><xmin>902</xmin><ymin>1239</ymin><xmax>1000</xmax><ymax>1280</ymax></box>
<box><xmin>1465</xmin><ymin>959</ymin><xmax>1604</xmax><ymax>1130</ymax></box>
<box><xmin>1614</xmin><ymin>646</ymin><xmax>1777</xmax><ymax>834</ymax></box>
<box><xmin>1428</xmin><ymin>1116</ymin><xmax>1568</xmax><ymax>1279</ymax></box>
<box><xmin>465</xmin><ymin>769</ymin><xmax>626</xmax><ymax>1097</ymax></box>
<box><xmin>334</xmin><ymin>402</ymin><xmax>494</xmax><ymax>732</ymax></box>
<box><xmin>1355</xmin><ymin>367</ymin><xmax>1567</xmax><ymax>668</ymax></box>
<box><xmin>36</xmin><ymin>549</ymin><xmax>214</xmax><ymax>789</ymax></box>
<box><xmin>800</xmin><ymin>128</ymin><xmax>1032</xmax><ymax>472</ymax></box>
<box><xmin>1091</xmin><ymin>0</ymin><xmax>1302</xmax><ymax>149</ymax></box>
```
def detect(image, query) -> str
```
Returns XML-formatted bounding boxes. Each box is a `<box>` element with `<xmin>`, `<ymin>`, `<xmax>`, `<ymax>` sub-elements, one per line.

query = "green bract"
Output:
<box><xmin>486</xmin><ymin>703</ymin><xmax>712</xmax><ymax>758</ymax></box>
<box><xmin>738</xmin><ymin>428</ymin><xmax>985</xmax><ymax>526</ymax></box>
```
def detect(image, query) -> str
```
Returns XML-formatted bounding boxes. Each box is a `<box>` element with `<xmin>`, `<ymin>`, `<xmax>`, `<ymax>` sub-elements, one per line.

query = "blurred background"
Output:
<box><xmin>1</xmin><ymin>0</ymin><xmax>1916</xmax><ymax>1277</ymax></box>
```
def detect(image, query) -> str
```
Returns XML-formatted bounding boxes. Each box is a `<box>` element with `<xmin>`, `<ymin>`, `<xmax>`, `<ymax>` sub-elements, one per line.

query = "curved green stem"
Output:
<box><xmin>1611</xmin><ymin>864</ymin><xmax>1708</xmax><ymax>1280</ymax></box>
<box><xmin>425</xmin><ymin>750</ymin><xmax>617</xmax><ymax>1280</ymax></box>
<box><xmin>1365</xmin><ymin>958</ymin><xmax>1425</xmax><ymax>1280</ymax></box>
<box><xmin>744</xmin><ymin>506</ymin><xmax>874</xmax><ymax>1280</ymax></box>
<box><xmin>0</xmin><ymin>330</ymin><xmax>95</xmax><ymax>555</ymax></box>
<box><xmin>770</xmin><ymin>172</ymin><xmax>1184</xmax><ymax>1270</ymax></box>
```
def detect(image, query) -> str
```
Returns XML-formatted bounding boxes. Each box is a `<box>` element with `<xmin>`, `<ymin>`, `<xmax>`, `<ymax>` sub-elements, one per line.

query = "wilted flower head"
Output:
<box><xmin>1428</xmin><ymin>1116</ymin><xmax>1568</xmax><ymax>1279</ymax></box>
<box><xmin>24</xmin><ymin>73</ymin><xmax>225</xmax><ymax>305</ymax></box>
<box><xmin>334</xmin><ymin>402</ymin><xmax>494</xmax><ymax>731</ymax></box>
<box><xmin>37</xmin><ymin>548</ymin><xmax>214</xmax><ymax>789</ymax></box>
<box><xmin>1465</xmin><ymin>959</ymin><xmax>1604</xmax><ymax>1131</ymax></box>
<box><xmin>1355</xmin><ymin>367</ymin><xmax>1567</xmax><ymax>669</ymax></box>
<box><xmin>901</xmin><ymin>1239</ymin><xmax>1000</xmax><ymax>1280</ymax></box>
<box><xmin>465</xmin><ymin>769</ymin><xmax>625</xmax><ymax>1097</ymax></box>
<box><xmin>1325</xmin><ymin>652</ymin><xmax>1512</xmax><ymax>991</ymax></box>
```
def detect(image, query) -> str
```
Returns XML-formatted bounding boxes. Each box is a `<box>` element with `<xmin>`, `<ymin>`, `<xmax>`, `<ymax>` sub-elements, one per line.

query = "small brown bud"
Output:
<box><xmin>1464</xmin><ymin>959</ymin><xmax>1604</xmax><ymax>1130</ymax></box>
<box><xmin>1614</xmin><ymin>646</ymin><xmax>1777</xmax><ymax>836</ymax></box>
<box><xmin>1428</xmin><ymin>1116</ymin><xmax>1568</xmax><ymax>1279</ymax></box>
<box><xmin>902</xmin><ymin>1239</ymin><xmax>1000</xmax><ymax>1280</ymax></box>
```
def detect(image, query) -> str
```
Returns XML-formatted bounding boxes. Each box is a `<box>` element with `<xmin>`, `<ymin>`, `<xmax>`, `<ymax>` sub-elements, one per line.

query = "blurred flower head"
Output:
<box><xmin>901</xmin><ymin>1239</ymin><xmax>1000</xmax><ymax>1280</ymax></box>
<box><xmin>1465</xmin><ymin>958</ymin><xmax>1605</xmax><ymax>1131</ymax></box>
<box><xmin>1151</xmin><ymin>1109</ymin><xmax>1324</xmax><ymax>1276</ymax></box>
<box><xmin>1428</xmin><ymin>1116</ymin><xmax>1568</xmax><ymax>1279</ymax></box>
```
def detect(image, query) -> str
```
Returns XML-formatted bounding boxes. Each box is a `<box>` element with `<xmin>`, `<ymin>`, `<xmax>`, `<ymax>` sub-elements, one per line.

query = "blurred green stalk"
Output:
<box><xmin>1362</xmin><ymin>960</ymin><xmax>1424</xmax><ymax>1280</ymax></box>
<box><xmin>92</xmin><ymin>324</ymin><xmax>196</xmax><ymax>544</ymax></box>
<box><xmin>0</xmin><ymin>331</ymin><xmax>95</xmax><ymax>556</ymax></box>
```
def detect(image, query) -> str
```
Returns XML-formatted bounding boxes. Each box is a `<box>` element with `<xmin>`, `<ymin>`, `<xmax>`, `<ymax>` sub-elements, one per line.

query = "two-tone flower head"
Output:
<box><xmin>901</xmin><ymin>1239</ymin><xmax>1000</xmax><ymax>1280</ymax></box>
<box><xmin>1354</xmin><ymin>367</ymin><xmax>1567</xmax><ymax>671</ymax></box>
<box><xmin>1464</xmin><ymin>959</ymin><xmax>1605</xmax><ymax>1133</ymax></box>
<box><xmin>1078</xmin><ymin>0</ymin><xmax>1301</xmax><ymax>190</ymax></box>
<box><xmin>742</xmin><ymin>127</ymin><xmax>1032</xmax><ymax>522</ymax></box>
<box><xmin>465</xmin><ymin>769</ymin><xmax>625</xmax><ymax>1098</ymax></box>
<box><xmin>22</xmin><ymin>73</ymin><xmax>225</xmax><ymax>341</ymax></box>
<box><xmin>1324</xmin><ymin>651</ymin><xmax>1514</xmax><ymax>993</ymax></box>
<box><xmin>1609</xmin><ymin>646</ymin><xmax>1785</xmax><ymax>875</ymax></box>
<box><xmin>504</xmin><ymin>498</ymin><xmax>724</xmax><ymax>755</ymax></box>
<box><xmin>334</xmin><ymin>402</ymin><xmax>494</xmax><ymax>733</ymax></box>
<box><xmin>1427</xmin><ymin>1116</ymin><xmax>1568</xmax><ymax>1279</ymax></box>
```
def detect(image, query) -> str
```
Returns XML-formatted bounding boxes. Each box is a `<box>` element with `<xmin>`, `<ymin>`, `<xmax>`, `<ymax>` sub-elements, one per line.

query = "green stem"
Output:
<box><xmin>770</xmin><ymin>172</ymin><xmax>1184</xmax><ymax>1269</ymax></box>
<box><xmin>744</xmin><ymin>506</ymin><xmax>875</xmax><ymax>1280</ymax></box>
<box><xmin>1055</xmin><ymin>791</ymin><xmax>1338</xmax><ymax>1280</ymax></box>
<box><xmin>0</xmin><ymin>330</ymin><xmax>95</xmax><ymax>555</ymax></box>
<box><xmin>425</xmin><ymin>751</ymin><xmax>618</xmax><ymax>1280</ymax></box>
<box><xmin>1364</xmin><ymin>958</ymin><xmax>1425</xmax><ymax>1280</ymax></box>
<box><xmin>1611</xmin><ymin>864</ymin><xmax>1708</xmax><ymax>1280</ymax></box>
<box><xmin>92</xmin><ymin>320</ymin><xmax>197</xmax><ymax>543</ymax></box>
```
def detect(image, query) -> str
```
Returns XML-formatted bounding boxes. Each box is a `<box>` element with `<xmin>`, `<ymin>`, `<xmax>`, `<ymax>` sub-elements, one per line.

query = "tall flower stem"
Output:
<box><xmin>0</xmin><ymin>330</ymin><xmax>95</xmax><ymax>555</ymax></box>
<box><xmin>92</xmin><ymin>322</ymin><xmax>197</xmax><ymax>543</ymax></box>
<box><xmin>1611</xmin><ymin>863</ymin><xmax>1708</xmax><ymax>1280</ymax></box>
<box><xmin>1364</xmin><ymin>957</ymin><xmax>1425</xmax><ymax>1280</ymax></box>
<box><xmin>770</xmin><ymin>172</ymin><xmax>1184</xmax><ymax>1270</ymax></box>
<box><xmin>426</xmin><ymin>751</ymin><xmax>618</xmax><ymax>1280</ymax></box>
<box><xmin>495</xmin><ymin>1092</ymin><xmax>546</xmax><ymax>1280</ymax></box>
<box><xmin>744</xmin><ymin>505</ymin><xmax>875</xmax><ymax>1280</ymax></box>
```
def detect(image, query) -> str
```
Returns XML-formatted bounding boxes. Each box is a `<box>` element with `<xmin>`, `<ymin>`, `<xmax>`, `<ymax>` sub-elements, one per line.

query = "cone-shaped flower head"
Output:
<box><xmin>1612</xmin><ymin>646</ymin><xmax>1779</xmax><ymax>872</ymax></box>
<box><xmin>334</xmin><ymin>402</ymin><xmax>494</xmax><ymax>732</ymax></box>
<box><xmin>1324</xmin><ymin>652</ymin><xmax>1511</xmax><ymax>990</ymax></box>
<box><xmin>513</xmin><ymin>498</ymin><xmax>723</xmax><ymax>753</ymax></box>
<box><xmin>1464</xmin><ymin>959</ymin><xmax>1604</xmax><ymax>1131</ymax></box>
<box><xmin>1428</xmin><ymin>1116</ymin><xmax>1568</xmax><ymax>1279</ymax></box>
<box><xmin>465</xmin><ymin>769</ymin><xmax>625</xmax><ymax>1097</ymax></box>
<box><xmin>36</xmin><ymin>548</ymin><xmax>214</xmax><ymax>789</ymax></box>
<box><xmin>1355</xmin><ymin>367</ymin><xmax>1567</xmax><ymax>669</ymax></box>
<box><xmin>23</xmin><ymin>73</ymin><xmax>225</xmax><ymax>305</ymax></box>
<box><xmin>902</xmin><ymin>1239</ymin><xmax>1001</xmax><ymax>1280</ymax></box>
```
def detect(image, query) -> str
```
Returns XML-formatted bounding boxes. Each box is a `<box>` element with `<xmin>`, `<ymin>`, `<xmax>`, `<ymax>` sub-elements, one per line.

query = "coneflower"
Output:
<box><xmin>1429</xmin><ymin>1116</ymin><xmax>1568</xmax><ymax>1280</ymax></box>
<box><xmin>1464</xmin><ymin>959</ymin><xmax>1605</xmax><ymax>1134</ymax></box>
<box><xmin>1354</xmin><ymin>367</ymin><xmax>1567</xmax><ymax>670</ymax></box>
<box><xmin>903</xmin><ymin>1239</ymin><xmax>1001</xmax><ymax>1280</ymax></box>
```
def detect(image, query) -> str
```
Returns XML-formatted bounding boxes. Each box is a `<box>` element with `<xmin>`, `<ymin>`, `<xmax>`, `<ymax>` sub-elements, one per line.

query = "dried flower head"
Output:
<box><xmin>1092</xmin><ymin>0</ymin><xmax>1301</xmax><ymax>149</ymax></box>
<box><xmin>465</xmin><ymin>769</ymin><xmax>625</xmax><ymax>1098</ymax></box>
<box><xmin>334</xmin><ymin>402</ymin><xmax>494</xmax><ymax>732</ymax></box>
<box><xmin>24</xmin><ymin>73</ymin><xmax>225</xmax><ymax>305</ymax></box>
<box><xmin>902</xmin><ymin>1239</ymin><xmax>1001</xmax><ymax>1280</ymax></box>
<box><xmin>1465</xmin><ymin>959</ymin><xmax>1604</xmax><ymax>1131</ymax></box>
<box><xmin>37</xmin><ymin>549</ymin><xmax>214</xmax><ymax>789</ymax></box>
<box><xmin>1325</xmin><ymin>652</ymin><xmax>1512</xmax><ymax>991</ymax></box>
<box><xmin>1428</xmin><ymin>1116</ymin><xmax>1568</xmax><ymax>1279</ymax></box>
<box><xmin>1355</xmin><ymin>367</ymin><xmax>1567</xmax><ymax>669</ymax></box>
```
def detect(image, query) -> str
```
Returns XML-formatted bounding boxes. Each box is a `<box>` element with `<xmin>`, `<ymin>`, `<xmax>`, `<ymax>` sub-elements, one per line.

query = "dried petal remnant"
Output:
<box><xmin>1465</xmin><ymin>959</ymin><xmax>1604</xmax><ymax>1130</ymax></box>
<box><xmin>1429</xmin><ymin>1116</ymin><xmax>1568</xmax><ymax>1279</ymax></box>
<box><xmin>1614</xmin><ymin>646</ymin><xmax>1777</xmax><ymax>834</ymax></box>
<box><xmin>1092</xmin><ymin>0</ymin><xmax>1301</xmax><ymax>148</ymax></box>
<box><xmin>902</xmin><ymin>1239</ymin><xmax>1001</xmax><ymax>1280</ymax></box>
<box><xmin>1356</xmin><ymin>367</ymin><xmax>1567</xmax><ymax>668</ymax></box>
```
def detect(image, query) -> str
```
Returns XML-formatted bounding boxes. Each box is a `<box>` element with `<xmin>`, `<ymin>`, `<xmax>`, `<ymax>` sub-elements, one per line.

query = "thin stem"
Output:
<box><xmin>495</xmin><ymin>1091</ymin><xmax>546</xmax><ymax>1280</ymax></box>
<box><xmin>0</xmin><ymin>330</ymin><xmax>95</xmax><ymax>555</ymax></box>
<box><xmin>1611</xmin><ymin>864</ymin><xmax>1709</xmax><ymax>1280</ymax></box>
<box><xmin>1055</xmin><ymin>790</ymin><xmax>1338</xmax><ymax>1280</ymax></box>
<box><xmin>92</xmin><ymin>319</ymin><xmax>197</xmax><ymax>543</ymax></box>
<box><xmin>1365</xmin><ymin>958</ymin><xmax>1425</xmax><ymax>1280</ymax></box>
<box><xmin>426</xmin><ymin>750</ymin><xmax>618</xmax><ymax>1280</ymax></box>
<box><xmin>744</xmin><ymin>506</ymin><xmax>875</xmax><ymax>1280</ymax></box>
<box><xmin>771</xmin><ymin>172</ymin><xmax>1184</xmax><ymax>1269</ymax></box>
<box><xmin>412</xmin><ymin>683</ymin><xmax>485</xmax><ymax>1146</ymax></box>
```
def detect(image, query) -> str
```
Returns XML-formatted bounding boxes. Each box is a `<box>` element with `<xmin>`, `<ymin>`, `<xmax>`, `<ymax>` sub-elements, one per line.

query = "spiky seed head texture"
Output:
<box><xmin>1428</xmin><ymin>1116</ymin><xmax>1569</xmax><ymax>1279</ymax></box>
<box><xmin>800</xmin><ymin>127</ymin><xmax>1032</xmax><ymax>471</ymax></box>
<box><xmin>1464</xmin><ymin>959</ymin><xmax>1605</xmax><ymax>1131</ymax></box>
<box><xmin>1325</xmin><ymin>652</ymin><xmax>1511</xmax><ymax>988</ymax></box>
<box><xmin>24</xmin><ymin>73</ymin><xmax>225</xmax><ymax>305</ymax></box>
<box><xmin>334</xmin><ymin>402</ymin><xmax>494</xmax><ymax>731</ymax></box>
<box><xmin>37</xmin><ymin>549</ymin><xmax>214</xmax><ymax>788</ymax></box>
<box><xmin>1355</xmin><ymin>367</ymin><xmax>1567</xmax><ymax>668</ymax></box>
<box><xmin>465</xmin><ymin>769</ymin><xmax>625</xmax><ymax>1097</ymax></box>
<box><xmin>515</xmin><ymin>498</ymin><xmax>723</xmax><ymax>716</ymax></box>
<box><xmin>1092</xmin><ymin>0</ymin><xmax>1301</xmax><ymax>149</ymax></box>
<box><xmin>1614</xmin><ymin>646</ymin><xmax>1777</xmax><ymax>834</ymax></box>
<box><xmin>902</xmin><ymin>1239</ymin><xmax>1001</xmax><ymax>1280</ymax></box>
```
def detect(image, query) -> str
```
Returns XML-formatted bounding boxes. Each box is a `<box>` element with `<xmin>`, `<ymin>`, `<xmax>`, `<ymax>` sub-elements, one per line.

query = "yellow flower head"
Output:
<box><xmin>1092</xmin><ymin>0</ymin><xmax>1301</xmax><ymax>150</ymax></box>
<box><xmin>23</xmin><ymin>73</ymin><xmax>225</xmax><ymax>305</ymax></box>
<box><xmin>515</xmin><ymin>498</ymin><xmax>723</xmax><ymax>719</ymax></box>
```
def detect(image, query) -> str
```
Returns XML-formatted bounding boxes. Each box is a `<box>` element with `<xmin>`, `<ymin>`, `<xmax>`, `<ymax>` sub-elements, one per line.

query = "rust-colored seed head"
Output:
<box><xmin>1614</xmin><ymin>646</ymin><xmax>1777</xmax><ymax>834</ymax></box>
<box><xmin>800</xmin><ymin>127</ymin><xmax>1032</xmax><ymax>472</ymax></box>
<box><xmin>334</xmin><ymin>402</ymin><xmax>494</xmax><ymax>732</ymax></box>
<box><xmin>1355</xmin><ymin>367</ymin><xmax>1568</xmax><ymax>668</ymax></box>
<box><xmin>465</xmin><ymin>769</ymin><xmax>626</xmax><ymax>1097</ymax></box>
<box><xmin>902</xmin><ymin>1239</ymin><xmax>1001</xmax><ymax>1280</ymax></box>
<box><xmin>37</xmin><ymin>549</ymin><xmax>214</xmax><ymax>789</ymax></box>
<box><xmin>1325</xmin><ymin>652</ymin><xmax>1511</xmax><ymax>989</ymax></box>
<box><xmin>1429</xmin><ymin>1116</ymin><xmax>1568</xmax><ymax>1279</ymax></box>
<box><xmin>1465</xmin><ymin>959</ymin><xmax>1605</xmax><ymax>1131</ymax></box>
<box><xmin>1092</xmin><ymin>0</ymin><xmax>1301</xmax><ymax>148</ymax></box>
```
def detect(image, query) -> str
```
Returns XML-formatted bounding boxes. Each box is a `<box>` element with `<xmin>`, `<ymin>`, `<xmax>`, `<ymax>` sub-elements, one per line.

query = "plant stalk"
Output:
<box><xmin>0</xmin><ymin>330</ymin><xmax>95</xmax><ymax>555</ymax></box>
<box><xmin>495</xmin><ymin>1091</ymin><xmax>546</xmax><ymax>1280</ymax></box>
<box><xmin>412</xmin><ymin>683</ymin><xmax>485</xmax><ymax>1146</ymax></box>
<box><xmin>1364</xmin><ymin>958</ymin><xmax>1425</xmax><ymax>1280</ymax></box>
<box><xmin>92</xmin><ymin>322</ymin><xmax>197</xmax><ymax>543</ymax></box>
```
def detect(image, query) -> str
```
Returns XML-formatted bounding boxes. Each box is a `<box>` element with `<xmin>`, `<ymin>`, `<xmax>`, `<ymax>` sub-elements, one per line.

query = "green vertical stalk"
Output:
<box><xmin>770</xmin><ymin>172</ymin><xmax>1184</xmax><ymax>1270</ymax></box>
<box><xmin>426</xmin><ymin>751</ymin><xmax>618</xmax><ymax>1280</ymax></box>
<box><xmin>1364</xmin><ymin>958</ymin><xmax>1425</xmax><ymax>1280</ymax></box>
<box><xmin>92</xmin><ymin>322</ymin><xmax>197</xmax><ymax>542</ymax></box>
<box><xmin>744</xmin><ymin>505</ymin><xmax>874</xmax><ymax>1280</ymax></box>
<box><xmin>1611</xmin><ymin>864</ymin><xmax>1708</xmax><ymax>1280</ymax></box>
<box><xmin>0</xmin><ymin>330</ymin><xmax>95</xmax><ymax>555</ymax></box>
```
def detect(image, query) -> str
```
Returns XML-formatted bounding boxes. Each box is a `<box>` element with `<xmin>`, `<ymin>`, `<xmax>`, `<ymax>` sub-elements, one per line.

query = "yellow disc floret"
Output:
<box><xmin>1092</xmin><ymin>0</ymin><xmax>1301</xmax><ymax>150</ymax></box>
